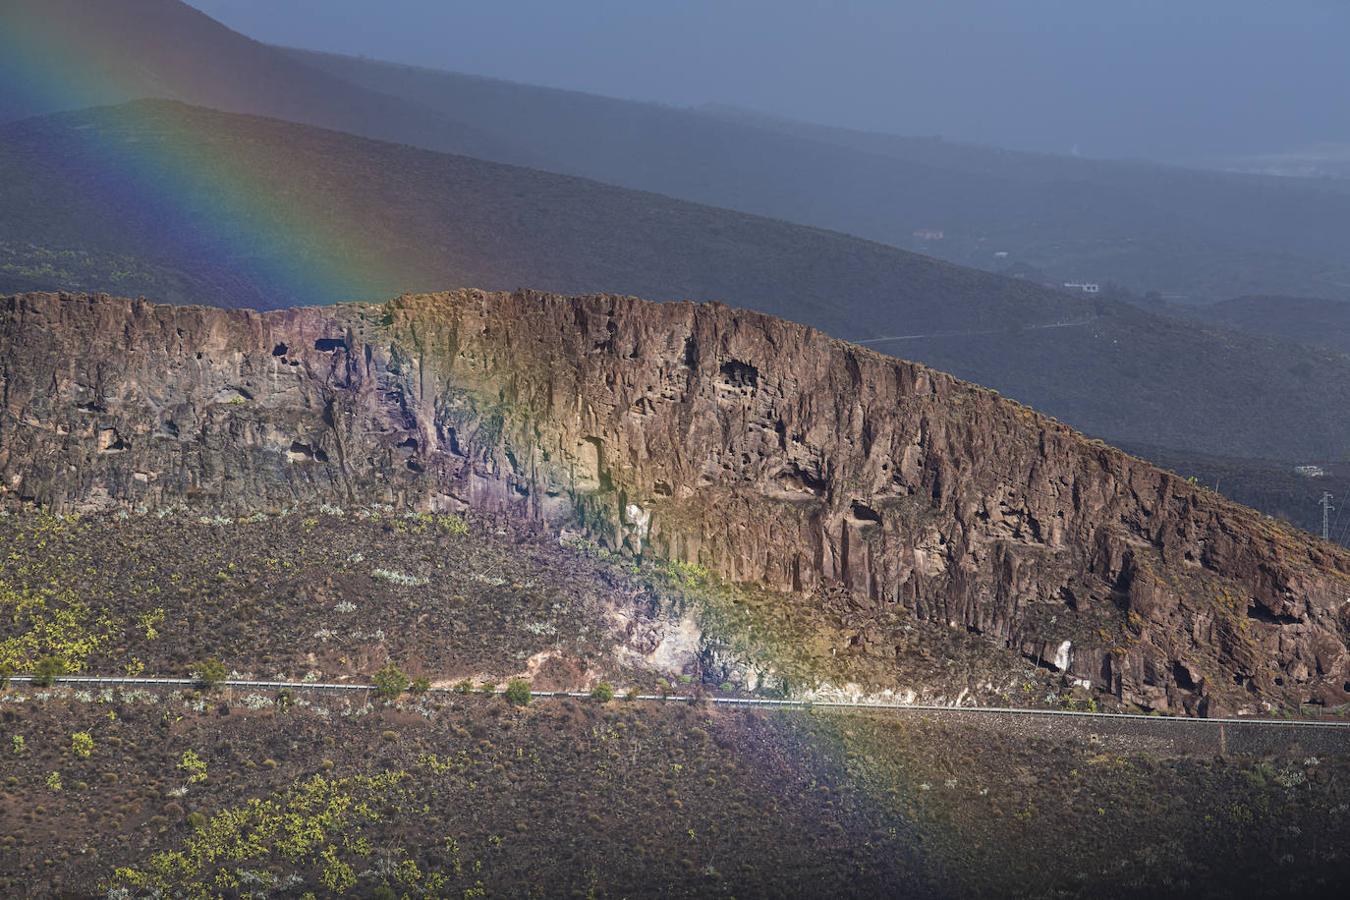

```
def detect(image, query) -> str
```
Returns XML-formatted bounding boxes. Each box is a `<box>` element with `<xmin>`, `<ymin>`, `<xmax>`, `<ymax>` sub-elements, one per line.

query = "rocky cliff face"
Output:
<box><xmin>3</xmin><ymin>290</ymin><xmax>1348</xmax><ymax>715</ymax></box>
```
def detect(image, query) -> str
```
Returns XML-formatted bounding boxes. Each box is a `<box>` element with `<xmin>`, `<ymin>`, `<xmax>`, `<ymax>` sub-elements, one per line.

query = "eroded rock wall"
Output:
<box><xmin>3</xmin><ymin>290</ymin><xmax>1348</xmax><ymax>714</ymax></box>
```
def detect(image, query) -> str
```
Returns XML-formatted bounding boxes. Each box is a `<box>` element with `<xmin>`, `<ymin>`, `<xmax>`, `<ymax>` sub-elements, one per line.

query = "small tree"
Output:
<box><xmin>193</xmin><ymin>658</ymin><xmax>228</xmax><ymax>692</ymax></box>
<box><xmin>590</xmin><ymin>682</ymin><xmax>615</xmax><ymax>704</ymax></box>
<box><xmin>504</xmin><ymin>678</ymin><xmax>531</xmax><ymax>707</ymax></box>
<box><xmin>32</xmin><ymin>656</ymin><xmax>68</xmax><ymax>687</ymax></box>
<box><xmin>373</xmin><ymin>663</ymin><xmax>409</xmax><ymax>700</ymax></box>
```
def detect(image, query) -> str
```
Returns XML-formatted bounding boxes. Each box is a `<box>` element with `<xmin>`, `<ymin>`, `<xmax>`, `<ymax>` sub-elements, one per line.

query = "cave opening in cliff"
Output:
<box><xmin>719</xmin><ymin>359</ymin><xmax>759</xmax><ymax>390</ymax></box>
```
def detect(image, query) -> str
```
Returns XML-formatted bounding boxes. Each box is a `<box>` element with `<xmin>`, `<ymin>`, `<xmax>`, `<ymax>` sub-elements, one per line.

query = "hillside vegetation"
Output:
<box><xmin>0</xmin><ymin>506</ymin><xmax>1071</xmax><ymax>710</ymax></box>
<box><xmin>0</xmin><ymin>507</ymin><xmax>1345</xmax><ymax>897</ymax></box>
<box><xmin>4</xmin><ymin>505</ymin><xmax>1339</xmax><ymax>897</ymax></box>
<box><xmin>2</xmin><ymin>679</ymin><xmax>1346</xmax><ymax>897</ymax></box>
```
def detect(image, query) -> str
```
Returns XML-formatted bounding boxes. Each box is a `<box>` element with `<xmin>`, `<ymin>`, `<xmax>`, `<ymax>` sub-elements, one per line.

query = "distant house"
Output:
<box><xmin>1294</xmin><ymin>464</ymin><xmax>1326</xmax><ymax>478</ymax></box>
<box><xmin>1063</xmin><ymin>282</ymin><xmax>1101</xmax><ymax>294</ymax></box>
<box><xmin>912</xmin><ymin>229</ymin><xmax>945</xmax><ymax>241</ymax></box>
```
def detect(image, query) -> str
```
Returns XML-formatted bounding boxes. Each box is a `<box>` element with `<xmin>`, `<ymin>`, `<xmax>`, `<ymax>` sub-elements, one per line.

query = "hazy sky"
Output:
<box><xmin>187</xmin><ymin>0</ymin><xmax>1350</xmax><ymax>162</ymax></box>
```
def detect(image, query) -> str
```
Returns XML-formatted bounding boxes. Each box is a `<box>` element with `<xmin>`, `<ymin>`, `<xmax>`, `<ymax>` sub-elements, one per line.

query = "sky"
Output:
<box><xmin>191</xmin><ymin>0</ymin><xmax>1350</xmax><ymax>163</ymax></box>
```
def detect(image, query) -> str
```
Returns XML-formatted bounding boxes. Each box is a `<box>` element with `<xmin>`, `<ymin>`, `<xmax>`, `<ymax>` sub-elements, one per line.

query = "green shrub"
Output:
<box><xmin>70</xmin><ymin>732</ymin><xmax>94</xmax><ymax>759</ymax></box>
<box><xmin>186</xmin><ymin>811</ymin><xmax>207</xmax><ymax>830</ymax></box>
<box><xmin>46</xmin><ymin>771</ymin><xmax>62</xmax><ymax>791</ymax></box>
<box><xmin>192</xmin><ymin>658</ymin><xmax>228</xmax><ymax>691</ymax></box>
<box><xmin>372</xmin><ymin>664</ymin><xmax>409</xmax><ymax>700</ymax></box>
<box><xmin>178</xmin><ymin>749</ymin><xmax>207</xmax><ymax>784</ymax></box>
<box><xmin>436</xmin><ymin>514</ymin><xmax>469</xmax><ymax>536</ymax></box>
<box><xmin>410</xmin><ymin>677</ymin><xmax>431</xmax><ymax>695</ymax></box>
<box><xmin>11</xmin><ymin>735</ymin><xmax>24</xmax><ymax>755</ymax></box>
<box><xmin>504</xmin><ymin>678</ymin><xmax>531</xmax><ymax>707</ymax></box>
<box><xmin>591</xmin><ymin>682</ymin><xmax>615</xmax><ymax>703</ymax></box>
<box><xmin>320</xmin><ymin>846</ymin><xmax>357</xmax><ymax>893</ymax></box>
<box><xmin>32</xmin><ymin>656</ymin><xmax>68</xmax><ymax>687</ymax></box>
<box><xmin>453</xmin><ymin>679</ymin><xmax>473</xmax><ymax>694</ymax></box>
<box><xmin>479</xmin><ymin>681</ymin><xmax>496</xmax><ymax>695</ymax></box>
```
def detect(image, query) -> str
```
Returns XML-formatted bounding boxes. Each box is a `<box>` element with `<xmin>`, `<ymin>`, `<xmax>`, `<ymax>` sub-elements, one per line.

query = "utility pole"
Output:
<box><xmin>1321</xmin><ymin>492</ymin><xmax>1334</xmax><ymax>541</ymax></box>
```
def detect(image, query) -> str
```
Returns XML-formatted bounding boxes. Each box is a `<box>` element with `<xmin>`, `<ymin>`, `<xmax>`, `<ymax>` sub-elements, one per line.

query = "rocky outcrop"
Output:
<box><xmin>3</xmin><ymin>290</ymin><xmax>1348</xmax><ymax>715</ymax></box>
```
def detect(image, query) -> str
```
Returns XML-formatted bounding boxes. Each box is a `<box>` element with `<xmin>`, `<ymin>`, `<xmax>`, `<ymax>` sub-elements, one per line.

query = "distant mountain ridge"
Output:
<box><xmin>287</xmin><ymin>47</ymin><xmax>1350</xmax><ymax>303</ymax></box>
<box><xmin>2</xmin><ymin>0</ymin><xmax>1349</xmax><ymax>302</ymax></box>
<box><xmin>0</xmin><ymin>0</ymin><xmax>512</xmax><ymax>161</ymax></box>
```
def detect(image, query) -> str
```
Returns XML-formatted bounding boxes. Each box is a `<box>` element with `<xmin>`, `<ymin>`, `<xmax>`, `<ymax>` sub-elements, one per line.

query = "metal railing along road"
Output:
<box><xmin>6</xmin><ymin>674</ymin><xmax>1350</xmax><ymax>730</ymax></box>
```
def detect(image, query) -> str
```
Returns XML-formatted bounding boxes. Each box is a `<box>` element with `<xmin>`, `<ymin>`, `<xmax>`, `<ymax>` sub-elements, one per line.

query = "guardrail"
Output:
<box><xmin>6</xmin><ymin>674</ymin><xmax>1350</xmax><ymax>729</ymax></box>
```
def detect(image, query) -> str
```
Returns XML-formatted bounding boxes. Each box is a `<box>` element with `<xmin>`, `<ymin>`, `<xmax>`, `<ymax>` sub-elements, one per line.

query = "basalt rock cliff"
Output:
<box><xmin>3</xmin><ymin>290</ymin><xmax>1348</xmax><ymax>715</ymax></box>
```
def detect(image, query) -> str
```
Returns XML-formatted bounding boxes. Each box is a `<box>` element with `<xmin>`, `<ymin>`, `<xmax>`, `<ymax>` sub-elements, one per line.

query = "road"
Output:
<box><xmin>9</xmin><ymin>674</ymin><xmax>1349</xmax><ymax>754</ymax></box>
<box><xmin>854</xmin><ymin>316</ymin><xmax>1102</xmax><ymax>345</ymax></box>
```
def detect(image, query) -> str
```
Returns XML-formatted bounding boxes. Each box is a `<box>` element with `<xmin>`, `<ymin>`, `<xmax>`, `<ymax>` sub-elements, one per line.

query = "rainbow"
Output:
<box><xmin>0</xmin><ymin>5</ymin><xmax>415</xmax><ymax>307</ymax></box>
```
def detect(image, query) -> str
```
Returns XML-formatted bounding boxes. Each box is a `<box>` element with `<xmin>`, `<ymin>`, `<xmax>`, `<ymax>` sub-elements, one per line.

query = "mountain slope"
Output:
<box><xmin>292</xmin><ymin>47</ymin><xmax>1350</xmax><ymax>302</ymax></box>
<box><xmin>7</xmin><ymin>674</ymin><xmax>1347</xmax><ymax>897</ymax></box>
<box><xmin>7</xmin><ymin>101</ymin><xmax>1350</xmax><ymax>462</ymax></box>
<box><xmin>1190</xmin><ymin>295</ymin><xmax>1350</xmax><ymax>357</ymax></box>
<box><xmin>1118</xmin><ymin>442</ymin><xmax>1350</xmax><ymax>543</ymax></box>
<box><xmin>4</xmin><ymin>0</ymin><xmax>1349</xmax><ymax>302</ymax></box>
<box><xmin>3</xmin><ymin>290</ymin><xmax>1348</xmax><ymax>717</ymax></box>
<box><xmin>0</xmin><ymin>0</ymin><xmax>509</xmax><ymax>160</ymax></box>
